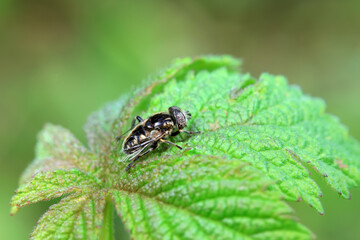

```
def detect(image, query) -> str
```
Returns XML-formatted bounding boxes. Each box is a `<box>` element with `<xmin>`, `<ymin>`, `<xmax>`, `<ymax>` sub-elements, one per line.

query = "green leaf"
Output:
<box><xmin>11</xmin><ymin>55</ymin><xmax>360</xmax><ymax>239</ymax></box>
<box><xmin>31</xmin><ymin>192</ymin><xmax>106</xmax><ymax>240</ymax></box>
<box><xmin>11</xmin><ymin>169</ymin><xmax>102</xmax><ymax>215</ymax></box>
<box><xmin>20</xmin><ymin>124</ymin><xmax>95</xmax><ymax>184</ymax></box>
<box><xmin>110</xmin><ymin>62</ymin><xmax>360</xmax><ymax>214</ymax></box>
<box><xmin>111</xmin><ymin>157</ymin><xmax>312</xmax><ymax>240</ymax></box>
<box><xmin>11</xmin><ymin>168</ymin><xmax>106</xmax><ymax>239</ymax></box>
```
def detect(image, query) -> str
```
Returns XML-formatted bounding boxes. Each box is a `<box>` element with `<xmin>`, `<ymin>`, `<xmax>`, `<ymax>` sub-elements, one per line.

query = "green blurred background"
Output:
<box><xmin>1</xmin><ymin>0</ymin><xmax>360</xmax><ymax>239</ymax></box>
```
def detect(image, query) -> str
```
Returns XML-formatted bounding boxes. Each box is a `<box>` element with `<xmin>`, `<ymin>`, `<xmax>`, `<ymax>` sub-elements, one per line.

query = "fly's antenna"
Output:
<box><xmin>186</xmin><ymin>110</ymin><xmax>192</xmax><ymax>119</ymax></box>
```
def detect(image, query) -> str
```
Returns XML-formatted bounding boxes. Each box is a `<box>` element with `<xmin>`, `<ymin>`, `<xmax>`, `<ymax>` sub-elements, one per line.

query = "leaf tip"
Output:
<box><xmin>10</xmin><ymin>205</ymin><xmax>19</xmax><ymax>216</ymax></box>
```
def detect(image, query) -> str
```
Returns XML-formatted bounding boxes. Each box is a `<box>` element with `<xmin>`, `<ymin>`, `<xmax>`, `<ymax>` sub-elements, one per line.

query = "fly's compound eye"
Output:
<box><xmin>169</xmin><ymin>106</ymin><xmax>187</xmax><ymax>130</ymax></box>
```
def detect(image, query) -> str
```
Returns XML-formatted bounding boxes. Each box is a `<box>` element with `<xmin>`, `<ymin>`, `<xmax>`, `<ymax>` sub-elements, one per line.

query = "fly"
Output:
<box><xmin>117</xmin><ymin>106</ymin><xmax>200</xmax><ymax>171</ymax></box>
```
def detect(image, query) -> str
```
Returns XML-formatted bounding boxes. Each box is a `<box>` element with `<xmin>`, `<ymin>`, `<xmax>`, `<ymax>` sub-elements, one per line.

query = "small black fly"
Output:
<box><xmin>117</xmin><ymin>106</ymin><xmax>200</xmax><ymax>171</ymax></box>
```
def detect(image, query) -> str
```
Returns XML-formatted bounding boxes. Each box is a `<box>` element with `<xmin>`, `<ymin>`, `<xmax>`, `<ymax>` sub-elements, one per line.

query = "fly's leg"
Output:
<box><xmin>171</xmin><ymin>130</ymin><xmax>201</xmax><ymax>136</ymax></box>
<box><xmin>160</xmin><ymin>139</ymin><xmax>183</xmax><ymax>150</ymax></box>
<box><xmin>126</xmin><ymin>142</ymin><xmax>158</xmax><ymax>172</ymax></box>
<box><xmin>180</xmin><ymin>129</ymin><xmax>201</xmax><ymax>134</ymax></box>
<box><xmin>131</xmin><ymin>116</ymin><xmax>144</xmax><ymax>129</ymax></box>
<box><xmin>170</xmin><ymin>131</ymin><xmax>180</xmax><ymax>137</ymax></box>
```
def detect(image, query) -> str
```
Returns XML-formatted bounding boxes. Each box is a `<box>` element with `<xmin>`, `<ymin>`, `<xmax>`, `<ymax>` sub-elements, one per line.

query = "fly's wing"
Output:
<box><xmin>119</xmin><ymin>144</ymin><xmax>149</xmax><ymax>163</ymax></box>
<box><xmin>119</xmin><ymin>132</ymin><xmax>167</xmax><ymax>163</ymax></box>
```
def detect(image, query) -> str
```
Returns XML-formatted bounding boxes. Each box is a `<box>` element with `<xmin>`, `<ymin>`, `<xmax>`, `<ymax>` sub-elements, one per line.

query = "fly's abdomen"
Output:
<box><xmin>123</xmin><ymin>133</ymin><xmax>148</xmax><ymax>154</ymax></box>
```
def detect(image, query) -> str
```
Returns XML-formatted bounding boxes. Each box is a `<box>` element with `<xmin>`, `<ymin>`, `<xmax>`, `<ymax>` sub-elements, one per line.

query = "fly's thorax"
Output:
<box><xmin>149</xmin><ymin>129</ymin><xmax>162</xmax><ymax>139</ymax></box>
<box><xmin>154</xmin><ymin>119</ymin><xmax>174</xmax><ymax>131</ymax></box>
<box><xmin>145</xmin><ymin>113</ymin><xmax>175</xmax><ymax>133</ymax></box>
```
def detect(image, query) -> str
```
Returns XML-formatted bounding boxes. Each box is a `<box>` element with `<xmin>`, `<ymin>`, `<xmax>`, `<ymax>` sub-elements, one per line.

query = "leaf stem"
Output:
<box><xmin>100</xmin><ymin>196</ymin><xmax>114</xmax><ymax>240</ymax></box>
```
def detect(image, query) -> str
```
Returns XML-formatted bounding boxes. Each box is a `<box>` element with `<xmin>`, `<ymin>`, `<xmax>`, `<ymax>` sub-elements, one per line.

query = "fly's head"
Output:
<box><xmin>168</xmin><ymin>106</ymin><xmax>191</xmax><ymax>130</ymax></box>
